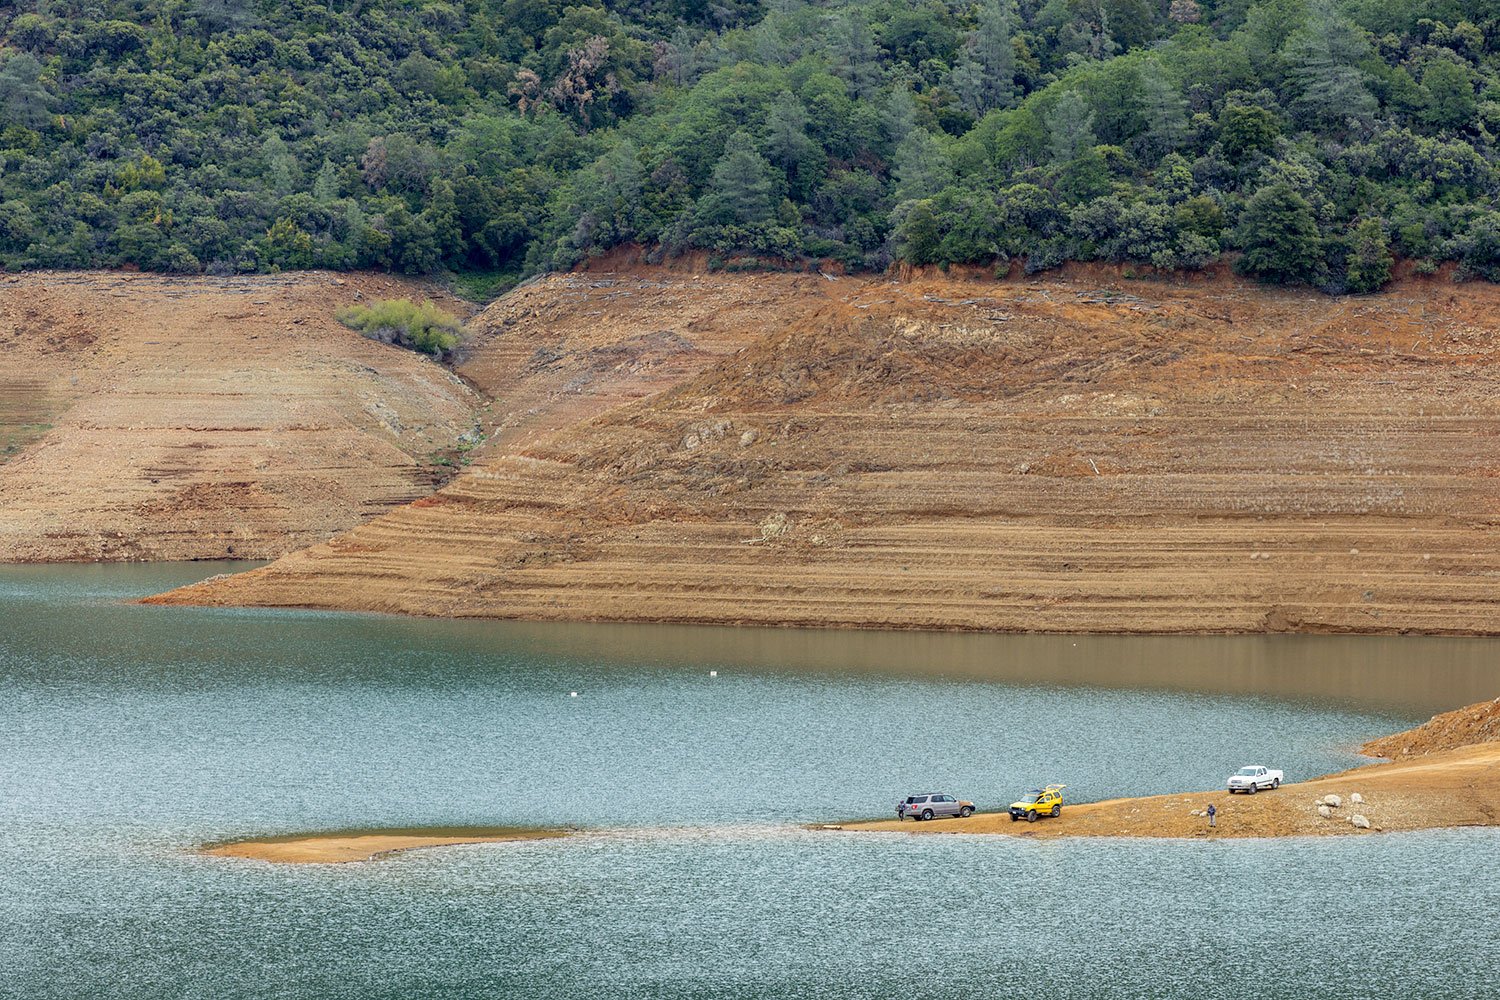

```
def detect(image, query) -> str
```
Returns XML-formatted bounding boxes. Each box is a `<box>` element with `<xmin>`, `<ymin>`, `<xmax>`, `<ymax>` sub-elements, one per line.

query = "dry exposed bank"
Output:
<box><xmin>201</xmin><ymin>826</ymin><xmax>568</xmax><ymax>864</ymax></box>
<box><xmin>845</xmin><ymin>697</ymin><xmax>1500</xmax><ymax>839</ymax></box>
<box><xmin>0</xmin><ymin>271</ymin><xmax>480</xmax><ymax>562</ymax></box>
<box><xmin>154</xmin><ymin>261</ymin><xmax>1500</xmax><ymax>634</ymax></box>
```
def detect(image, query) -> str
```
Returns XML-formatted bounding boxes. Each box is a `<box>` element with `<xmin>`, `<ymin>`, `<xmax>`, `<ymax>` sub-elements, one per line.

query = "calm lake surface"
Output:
<box><xmin>1</xmin><ymin>564</ymin><xmax>1497</xmax><ymax>998</ymax></box>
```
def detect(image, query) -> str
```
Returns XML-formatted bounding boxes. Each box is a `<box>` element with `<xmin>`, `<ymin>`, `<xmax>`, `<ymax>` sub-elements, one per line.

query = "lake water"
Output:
<box><xmin>1</xmin><ymin>564</ymin><xmax>1497</xmax><ymax>998</ymax></box>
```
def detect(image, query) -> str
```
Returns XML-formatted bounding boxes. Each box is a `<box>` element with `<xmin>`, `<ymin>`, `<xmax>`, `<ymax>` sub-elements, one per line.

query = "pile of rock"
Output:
<box><xmin>1314</xmin><ymin>792</ymin><xmax>1372</xmax><ymax>830</ymax></box>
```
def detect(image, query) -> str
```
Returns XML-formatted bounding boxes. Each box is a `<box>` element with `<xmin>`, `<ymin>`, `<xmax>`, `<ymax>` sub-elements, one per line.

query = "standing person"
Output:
<box><xmin>1207</xmin><ymin>803</ymin><xmax>1217</xmax><ymax>829</ymax></box>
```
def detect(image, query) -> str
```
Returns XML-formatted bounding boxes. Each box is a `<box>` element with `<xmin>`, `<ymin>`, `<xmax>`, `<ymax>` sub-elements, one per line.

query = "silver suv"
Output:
<box><xmin>896</xmin><ymin>793</ymin><xmax>976</xmax><ymax>821</ymax></box>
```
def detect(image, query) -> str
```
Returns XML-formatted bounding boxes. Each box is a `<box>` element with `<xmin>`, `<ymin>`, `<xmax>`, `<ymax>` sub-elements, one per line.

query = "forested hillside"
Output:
<box><xmin>2</xmin><ymin>0</ymin><xmax>1498</xmax><ymax>293</ymax></box>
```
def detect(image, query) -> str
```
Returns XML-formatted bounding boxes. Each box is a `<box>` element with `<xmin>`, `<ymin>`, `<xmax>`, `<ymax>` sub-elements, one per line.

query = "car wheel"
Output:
<box><xmin>1026</xmin><ymin>810</ymin><xmax>1038</xmax><ymax>823</ymax></box>
<box><xmin>921</xmin><ymin>808</ymin><xmax>934</xmax><ymax>821</ymax></box>
<box><xmin>959</xmin><ymin>806</ymin><xmax>974</xmax><ymax>818</ymax></box>
<box><xmin>1009</xmin><ymin>813</ymin><xmax>1018</xmax><ymax>822</ymax></box>
<box><xmin>1050</xmin><ymin>805</ymin><xmax>1060</xmax><ymax>817</ymax></box>
<box><xmin>1273</xmin><ymin>778</ymin><xmax>1280</xmax><ymax>789</ymax></box>
<box><xmin>1247</xmin><ymin>782</ymin><xmax>1258</xmax><ymax>794</ymax></box>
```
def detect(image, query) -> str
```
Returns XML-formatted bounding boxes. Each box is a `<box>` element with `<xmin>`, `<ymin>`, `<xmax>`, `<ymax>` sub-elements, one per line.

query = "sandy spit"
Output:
<box><xmin>841</xmin><ymin>738</ymin><xmax>1500</xmax><ymax>840</ymax></box>
<box><xmin>201</xmin><ymin>827</ymin><xmax>569</xmax><ymax>864</ymax></box>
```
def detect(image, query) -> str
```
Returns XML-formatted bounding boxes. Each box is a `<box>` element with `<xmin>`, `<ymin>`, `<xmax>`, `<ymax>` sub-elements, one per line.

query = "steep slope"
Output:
<box><xmin>0</xmin><ymin>272</ymin><xmax>481</xmax><ymax>562</ymax></box>
<box><xmin>152</xmin><ymin>265</ymin><xmax>1500</xmax><ymax>633</ymax></box>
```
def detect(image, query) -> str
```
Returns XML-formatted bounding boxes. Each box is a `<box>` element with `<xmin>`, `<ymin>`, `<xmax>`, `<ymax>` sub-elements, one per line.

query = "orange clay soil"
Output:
<box><xmin>0</xmin><ymin>271</ymin><xmax>480</xmax><ymax>562</ymax></box>
<box><xmin>152</xmin><ymin>256</ymin><xmax>1500</xmax><ymax>634</ymax></box>
<box><xmin>201</xmin><ymin>826</ymin><xmax>569</xmax><ymax>864</ymax></box>
<box><xmin>843</xmin><ymin>696</ymin><xmax>1500</xmax><ymax>839</ymax></box>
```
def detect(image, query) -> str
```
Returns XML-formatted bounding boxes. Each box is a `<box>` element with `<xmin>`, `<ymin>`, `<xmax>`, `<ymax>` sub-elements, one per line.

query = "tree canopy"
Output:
<box><xmin>2</xmin><ymin>0</ymin><xmax>1500</xmax><ymax>294</ymax></box>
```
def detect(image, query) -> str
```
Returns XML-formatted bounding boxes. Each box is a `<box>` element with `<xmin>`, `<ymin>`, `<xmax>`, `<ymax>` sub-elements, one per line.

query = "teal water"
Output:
<box><xmin>1</xmin><ymin>564</ymin><xmax>1497</xmax><ymax>998</ymax></box>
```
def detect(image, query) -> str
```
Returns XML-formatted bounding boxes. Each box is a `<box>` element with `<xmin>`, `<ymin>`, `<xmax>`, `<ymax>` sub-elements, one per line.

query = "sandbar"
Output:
<box><xmin>201</xmin><ymin>826</ymin><xmax>569</xmax><ymax>864</ymax></box>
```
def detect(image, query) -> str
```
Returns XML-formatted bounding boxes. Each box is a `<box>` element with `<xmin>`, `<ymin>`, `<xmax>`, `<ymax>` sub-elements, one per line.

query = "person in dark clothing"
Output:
<box><xmin>1207</xmin><ymin>803</ymin><xmax>1217</xmax><ymax>828</ymax></box>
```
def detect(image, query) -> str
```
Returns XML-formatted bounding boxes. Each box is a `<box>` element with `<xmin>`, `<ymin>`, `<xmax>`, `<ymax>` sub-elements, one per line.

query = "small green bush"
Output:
<box><xmin>336</xmin><ymin>298</ymin><xmax>463</xmax><ymax>360</ymax></box>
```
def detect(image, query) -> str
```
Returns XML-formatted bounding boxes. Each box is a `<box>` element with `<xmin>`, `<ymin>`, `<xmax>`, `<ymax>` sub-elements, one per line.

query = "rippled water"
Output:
<box><xmin>1</xmin><ymin>565</ymin><xmax>1497</xmax><ymax>998</ymax></box>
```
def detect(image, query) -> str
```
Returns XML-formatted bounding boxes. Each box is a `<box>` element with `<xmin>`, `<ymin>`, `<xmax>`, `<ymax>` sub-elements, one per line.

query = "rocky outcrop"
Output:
<box><xmin>1362</xmin><ymin>697</ymin><xmax>1500</xmax><ymax>758</ymax></box>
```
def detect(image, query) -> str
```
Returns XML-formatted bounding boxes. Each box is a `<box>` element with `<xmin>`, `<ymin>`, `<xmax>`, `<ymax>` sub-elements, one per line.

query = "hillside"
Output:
<box><xmin>3</xmin><ymin>1</ymin><xmax>1500</xmax><ymax>291</ymax></box>
<box><xmin>151</xmin><ymin>263</ymin><xmax>1500</xmax><ymax>634</ymax></box>
<box><xmin>0</xmin><ymin>271</ymin><xmax>480</xmax><ymax>562</ymax></box>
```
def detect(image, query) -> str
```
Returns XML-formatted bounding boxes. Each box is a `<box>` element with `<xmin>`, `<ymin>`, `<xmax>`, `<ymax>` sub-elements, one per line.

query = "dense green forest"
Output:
<box><xmin>2</xmin><ymin>0</ymin><xmax>1499</xmax><ymax>294</ymax></box>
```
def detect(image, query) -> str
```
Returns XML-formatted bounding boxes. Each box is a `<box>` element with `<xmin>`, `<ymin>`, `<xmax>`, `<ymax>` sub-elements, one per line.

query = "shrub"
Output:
<box><xmin>335</xmin><ymin>298</ymin><xmax>464</xmax><ymax>360</ymax></box>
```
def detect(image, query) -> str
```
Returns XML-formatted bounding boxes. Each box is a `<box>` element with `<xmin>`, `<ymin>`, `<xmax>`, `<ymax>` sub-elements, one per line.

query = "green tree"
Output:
<box><xmin>1046</xmin><ymin>91</ymin><xmax>1097</xmax><ymax>164</ymax></box>
<box><xmin>764</xmin><ymin>91</ymin><xmax>820</xmax><ymax>196</ymax></box>
<box><xmin>0</xmin><ymin>53</ymin><xmax>53</xmax><ymax>128</ymax></box>
<box><xmin>1234</xmin><ymin>182</ymin><xmax>1323</xmax><ymax>284</ymax></box>
<box><xmin>825</xmin><ymin>11</ymin><xmax>881</xmax><ymax>100</ymax></box>
<box><xmin>695</xmin><ymin>132</ymin><xmax>776</xmax><ymax>227</ymax></box>
<box><xmin>1219</xmin><ymin>104</ymin><xmax>1280</xmax><ymax>157</ymax></box>
<box><xmin>261</xmin><ymin>135</ymin><xmax>300</xmax><ymax>196</ymax></box>
<box><xmin>893</xmin><ymin>199</ymin><xmax>943</xmax><ymax>264</ymax></box>
<box><xmin>1420</xmin><ymin>60</ymin><xmax>1476</xmax><ymax>132</ymax></box>
<box><xmin>892</xmin><ymin>128</ymin><xmax>954</xmax><ymax>203</ymax></box>
<box><xmin>1284</xmin><ymin>0</ymin><xmax>1375</xmax><ymax>129</ymax></box>
<box><xmin>1344</xmin><ymin>218</ymin><xmax>1392</xmax><ymax>293</ymax></box>
<box><xmin>1136</xmin><ymin>59</ymin><xmax>1187</xmax><ymax>158</ymax></box>
<box><xmin>951</xmin><ymin>0</ymin><xmax>1017</xmax><ymax>116</ymax></box>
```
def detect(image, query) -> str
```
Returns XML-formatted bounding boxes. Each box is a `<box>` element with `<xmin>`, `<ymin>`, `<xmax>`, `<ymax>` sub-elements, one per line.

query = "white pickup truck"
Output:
<box><xmin>1226</xmin><ymin>765</ymin><xmax>1283</xmax><ymax>794</ymax></box>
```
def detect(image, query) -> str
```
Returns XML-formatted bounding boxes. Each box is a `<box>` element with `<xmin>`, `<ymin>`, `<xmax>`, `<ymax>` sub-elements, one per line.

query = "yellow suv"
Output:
<box><xmin>1008</xmin><ymin>784</ymin><xmax>1066</xmax><ymax>822</ymax></box>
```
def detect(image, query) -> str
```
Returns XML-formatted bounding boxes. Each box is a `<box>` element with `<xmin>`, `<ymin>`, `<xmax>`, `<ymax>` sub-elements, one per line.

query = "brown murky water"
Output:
<box><xmin>477</xmin><ymin>619</ymin><xmax>1500</xmax><ymax>717</ymax></box>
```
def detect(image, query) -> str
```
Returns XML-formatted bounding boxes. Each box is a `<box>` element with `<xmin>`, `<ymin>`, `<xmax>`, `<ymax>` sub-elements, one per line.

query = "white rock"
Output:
<box><xmin>1350</xmin><ymin>814</ymin><xmax>1370</xmax><ymax>829</ymax></box>
<box><xmin>739</xmin><ymin>429</ymin><xmax>758</xmax><ymax>447</ymax></box>
<box><xmin>1322</xmin><ymin>794</ymin><xmax>1342</xmax><ymax>808</ymax></box>
<box><xmin>1349</xmin><ymin>792</ymin><xmax>1364</xmax><ymax>805</ymax></box>
<box><xmin>759</xmin><ymin>512</ymin><xmax>790</xmax><ymax>540</ymax></box>
<box><xmin>1317</xmin><ymin>805</ymin><xmax>1333</xmax><ymax>819</ymax></box>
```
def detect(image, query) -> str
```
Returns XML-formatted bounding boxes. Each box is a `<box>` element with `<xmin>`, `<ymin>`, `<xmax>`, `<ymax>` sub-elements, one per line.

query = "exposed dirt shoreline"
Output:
<box><xmin>145</xmin><ymin>260</ymin><xmax>1500</xmax><ymax>635</ymax></box>
<box><xmin>840</xmin><ymin>697</ymin><xmax>1500</xmax><ymax>839</ymax></box>
<box><xmin>0</xmin><ymin>271</ymin><xmax>480</xmax><ymax>562</ymax></box>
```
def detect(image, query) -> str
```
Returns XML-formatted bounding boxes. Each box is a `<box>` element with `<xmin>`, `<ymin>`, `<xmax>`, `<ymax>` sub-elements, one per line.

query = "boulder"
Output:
<box><xmin>1322</xmin><ymin>794</ymin><xmax>1342</xmax><ymax>808</ymax></box>
<box><xmin>1350</xmin><ymin>814</ymin><xmax>1371</xmax><ymax>830</ymax></box>
<box><xmin>1349</xmin><ymin>792</ymin><xmax>1364</xmax><ymax>805</ymax></box>
<box><xmin>1317</xmin><ymin>805</ymin><xmax>1333</xmax><ymax>819</ymax></box>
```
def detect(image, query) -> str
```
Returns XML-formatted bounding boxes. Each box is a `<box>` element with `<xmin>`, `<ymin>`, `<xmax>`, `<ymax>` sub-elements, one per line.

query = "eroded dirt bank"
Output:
<box><xmin>153</xmin><ymin>262</ymin><xmax>1500</xmax><ymax>633</ymax></box>
<box><xmin>0</xmin><ymin>271</ymin><xmax>481</xmax><ymax>561</ymax></box>
<box><xmin>844</xmin><ymin>696</ymin><xmax>1500</xmax><ymax>839</ymax></box>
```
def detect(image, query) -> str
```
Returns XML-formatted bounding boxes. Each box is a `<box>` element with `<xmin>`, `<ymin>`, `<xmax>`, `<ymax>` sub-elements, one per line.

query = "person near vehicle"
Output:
<box><xmin>1207</xmin><ymin>803</ymin><xmax>1216</xmax><ymax>828</ymax></box>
